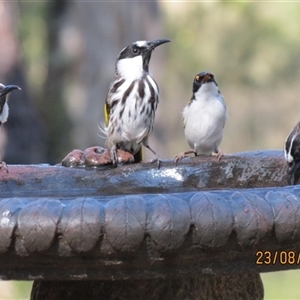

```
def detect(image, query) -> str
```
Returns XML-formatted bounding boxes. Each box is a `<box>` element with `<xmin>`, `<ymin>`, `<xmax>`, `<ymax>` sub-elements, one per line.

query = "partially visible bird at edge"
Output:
<box><xmin>102</xmin><ymin>38</ymin><xmax>171</xmax><ymax>168</ymax></box>
<box><xmin>0</xmin><ymin>83</ymin><xmax>21</xmax><ymax>172</ymax></box>
<box><xmin>175</xmin><ymin>72</ymin><xmax>227</xmax><ymax>163</ymax></box>
<box><xmin>284</xmin><ymin>120</ymin><xmax>300</xmax><ymax>185</ymax></box>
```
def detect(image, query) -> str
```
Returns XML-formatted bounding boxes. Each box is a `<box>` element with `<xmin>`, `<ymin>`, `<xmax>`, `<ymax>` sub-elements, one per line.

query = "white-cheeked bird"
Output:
<box><xmin>175</xmin><ymin>71</ymin><xmax>227</xmax><ymax>163</ymax></box>
<box><xmin>103</xmin><ymin>39</ymin><xmax>170</xmax><ymax>168</ymax></box>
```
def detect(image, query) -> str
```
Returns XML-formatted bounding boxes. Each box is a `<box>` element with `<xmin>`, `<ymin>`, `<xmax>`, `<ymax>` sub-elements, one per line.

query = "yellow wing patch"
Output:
<box><xmin>104</xmin><ymin>103</ymin><xmax>110</xmax><ymax>126</ymax></box>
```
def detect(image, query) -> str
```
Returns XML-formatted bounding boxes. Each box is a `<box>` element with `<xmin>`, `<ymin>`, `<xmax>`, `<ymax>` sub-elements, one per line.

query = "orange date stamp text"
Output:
<box><xmin>256</xmin><ymin>250</ymin><xmax>300</xmax><ymax>265</ymax></box>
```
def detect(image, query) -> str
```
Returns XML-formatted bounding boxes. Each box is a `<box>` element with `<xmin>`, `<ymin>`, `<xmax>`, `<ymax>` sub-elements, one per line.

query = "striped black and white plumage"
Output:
<box><xmin>103</xmin><ymin>39</ymin><xmax>170</xmax><ymax>167</ymax></box>
<box><xmin>175</xmin><ymin>72</ymin><xmax>227</xmax><ymax>163</ymax></box>
<box><xmin>284</xmin><ymin>121</ymin><xmax>300</xmax><ymax>185</ymax></box>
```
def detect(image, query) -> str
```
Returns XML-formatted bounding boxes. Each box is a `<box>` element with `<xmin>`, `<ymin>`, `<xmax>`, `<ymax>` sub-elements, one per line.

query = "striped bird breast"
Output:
<box><xmin>107</xmin><ymin>74</ymin><xmax>159</xmax><ymax>145</ymax></box>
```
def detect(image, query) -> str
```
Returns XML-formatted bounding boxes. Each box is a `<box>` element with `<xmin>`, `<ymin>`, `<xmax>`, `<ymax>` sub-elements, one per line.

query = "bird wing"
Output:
<box><xmin>103</xmin><ymin>78</ymin><xmax>144</xmax><ymax>163</ymax></box>
<box><xmin>0</xmin><ymin>95</ymin><xmax>5</xmax><ymax>115</ymax></box>
<box><xmin>216</xmin><ymin>94</ymin><xmax>227</xmax><ymax>129</ymax></box>
<box><xmin>182</xmin><ymin>98</ymin><xmax>193</xmax><ymax>129</ymax></box>
<box><xmin>104</xmin><ymin>75</ymin><xmax>124</xmax><ymax>125</ymax></box>
<box><xmin>104</xmin><ymin>102</ymin><xmax>110</xmax><ymax>126</ymax></box>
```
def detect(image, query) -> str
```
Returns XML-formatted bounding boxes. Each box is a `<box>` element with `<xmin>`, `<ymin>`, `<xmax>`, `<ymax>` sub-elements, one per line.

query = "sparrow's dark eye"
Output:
<box><xmin>132</xmin><ymin>47</ymin><xmax>140</xmax><ymax>55</ymax></box>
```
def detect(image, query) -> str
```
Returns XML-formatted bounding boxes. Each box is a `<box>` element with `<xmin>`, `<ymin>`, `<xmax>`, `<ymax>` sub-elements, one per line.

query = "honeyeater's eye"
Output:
<box><xmin>132</xmin><ymin>47</ymin><xmax>140</xmax><ymax>54</ymax></box>
<box><xmin>195</xmin><ymin>75</ymin><xmax>200</xmax><ymax>81</ymax></box>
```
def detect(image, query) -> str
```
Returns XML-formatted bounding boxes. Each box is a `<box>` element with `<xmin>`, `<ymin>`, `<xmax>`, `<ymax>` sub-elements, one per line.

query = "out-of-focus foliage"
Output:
<box><xmin>18</xmin><ymin>2</ymin><xmax>49</xmax><ymax>96</ymax></box>
<box><xmin>18</xmin><ymin>1</ymin><xmax>73</xmax><ymax>163</ymax></box>
<box><xmin>262</xmin><ymin>270</ymin><xmax>300</xmax><ymax>299</ymax></box>
<box><xmin>0</xmin><ymin>280</ymin><xmax>32</xmax><ymax>299</ymax></box>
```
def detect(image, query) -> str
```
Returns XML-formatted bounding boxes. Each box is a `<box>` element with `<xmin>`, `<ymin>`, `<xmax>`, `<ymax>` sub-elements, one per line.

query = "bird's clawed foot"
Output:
<box><xmin>144</xmin><ymin>144</ymin><xmax>161</xmax><ymax>169</ymax></box>
<box><xmin>150</xmin><ymin>157</ymin><xmax>161</xmax><ymax>169</ymax></box>
<box><xmin>215</xmin><ymin>149</ymin><xmax>223</xmax><ymax>161</ymax></box>
<box><xmin>174</xmin><ymin>152</ymin><xmax>187</xmax><ymax>164</ymax></box>
<box><xmin>174</xmin><ymin>150</ymin><xmax>196</xmax><ymax>164</ymax></box>
<box><xmin>0</xmin><ymin>161</ymin><xmax>8</xmax><ymax>174</ymax></box>
<box><xmin>141</xmin><ymin>156</ymin><xmax>161</xmax><ymax>169</ymax></box>
<box><xmin>109</xmin><ymin>147</ymin><xmax>135</xmax><ymax>166</ymax></box>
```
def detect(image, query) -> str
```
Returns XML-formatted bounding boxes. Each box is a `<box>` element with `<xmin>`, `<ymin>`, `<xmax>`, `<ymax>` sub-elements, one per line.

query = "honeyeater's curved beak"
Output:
<box><xmin>287</xmin><ymin>161</ymin><xmax>300</xmax><ymax>185</ymax></box>
<box><xmin>1</xmin><ymin>85</ymin><xmax>21</xmax><ymax>96</ymax></box>
<box><xmin>147</xmin><ymin>39</ymin><xmax>171</xmax><ymax>50</ymax></box>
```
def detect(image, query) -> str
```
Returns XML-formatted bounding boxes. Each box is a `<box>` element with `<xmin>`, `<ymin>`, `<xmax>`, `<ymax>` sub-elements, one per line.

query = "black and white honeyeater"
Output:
<box><xmin>103</xmin><ymin>39</ymin><xmax>170</xmax><ymax>167</ymax></box>
<box><xmin>0</xmin><ymin>83</ymin><xmax>21</xmax><ymax>171</ymax></box>
<box><xmin>175</xmin><ymin>72</ymin><xmax>227</xmax><ymax>163</ymax></box>
<box><xmin>284</xmin><ymin>121</ymin><xmax>300</xmax><ymax>185</ymax></box>
<box><xmin>0</xmin><ymin>83</ymin><xmax>21</xmax><ymax>126</ymax></box>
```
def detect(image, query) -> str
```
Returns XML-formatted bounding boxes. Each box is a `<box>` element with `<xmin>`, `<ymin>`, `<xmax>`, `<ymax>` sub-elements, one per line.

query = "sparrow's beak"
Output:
<box><xmin>287</xmin><ymin>161</ymin><xmax>300</xmax><ymax>185</ymax></box>
<box><xmin>202</xmin><ymin>73</ymin><xmax>213</xmax><ymax>83</ymax></box>
<box><xmin>147</xmin><ymin>39</ymin><xmax>171</xmax><ymax>51</ymax></box>
<box><xmin>1</xmin><ymin>85</ymin><xmax>21</xmax><ymax>97</ymax></box>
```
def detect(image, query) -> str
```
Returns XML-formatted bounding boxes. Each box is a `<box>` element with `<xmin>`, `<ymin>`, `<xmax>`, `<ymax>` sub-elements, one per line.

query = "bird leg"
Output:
<box><xmin>110</xmin><ymin>145</ymin><xmax>118</xmax><ymax>167</ymax></box>
<box><xmin>214</xmin><ymin>147</ymin><xmax>223</xmax><ymax>161</ymax></box>
<box><xmin>174</xmin><ymin>150</ymin><xmax>196</xmax><ymax>164</ymax></box>
<box><xmin>144</xmin><ymin>144</ymin><xmax>161</xmax><ymax>169</ymax></box>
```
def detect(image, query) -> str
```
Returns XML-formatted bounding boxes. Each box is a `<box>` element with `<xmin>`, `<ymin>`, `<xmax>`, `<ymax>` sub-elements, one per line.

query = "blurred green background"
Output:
<box><xmin>0</xmin><ymin>1</ymin><xmax>300</xmax><ymax>299</ymax></box>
